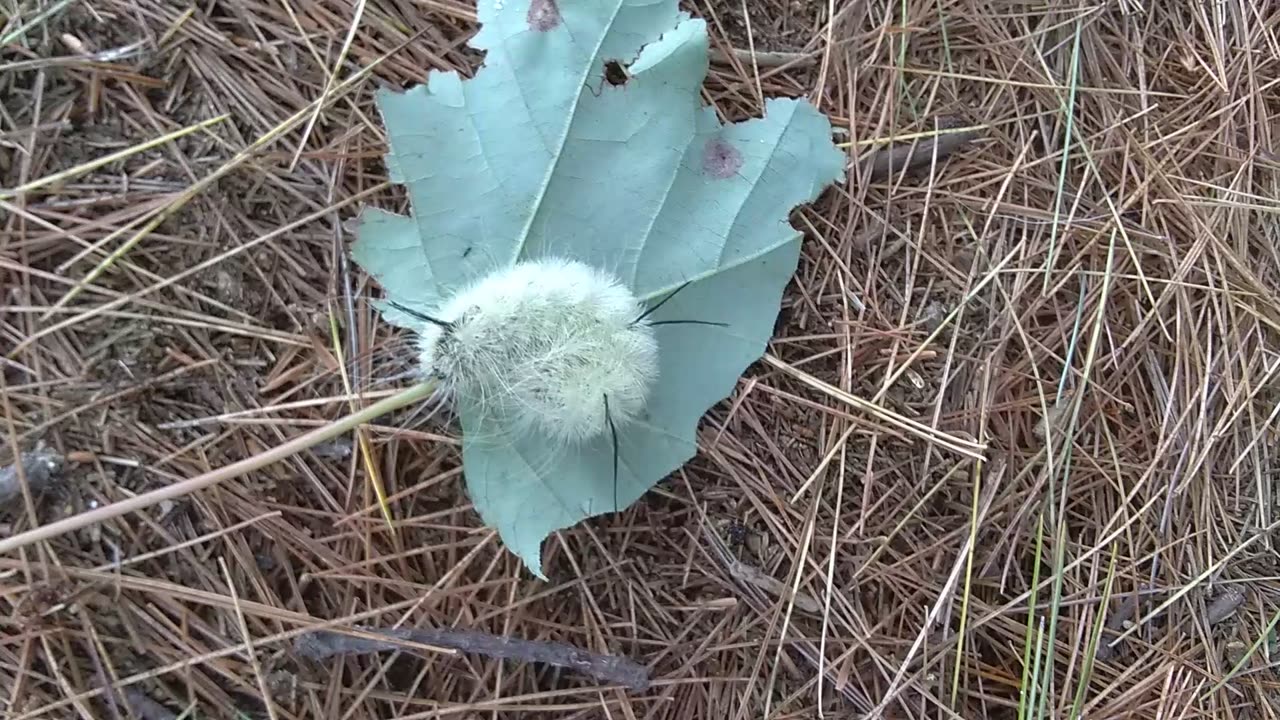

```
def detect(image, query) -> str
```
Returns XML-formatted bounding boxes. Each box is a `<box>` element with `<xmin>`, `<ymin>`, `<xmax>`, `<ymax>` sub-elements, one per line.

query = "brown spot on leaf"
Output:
<box><xmin>527</xmin><ymin>0</ymin><xmax>561</xmax><ymax>31</ymax></box>
<box><xmin>702</xmin><ymin>138</ymin><xmax>742</xmax><ymax>179</ymax></box>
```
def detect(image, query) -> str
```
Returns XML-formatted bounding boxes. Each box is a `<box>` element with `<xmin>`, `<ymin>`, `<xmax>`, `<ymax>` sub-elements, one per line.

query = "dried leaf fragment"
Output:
<box><xmin>727</xmin><ymin>559</ymin><xmax>822</xmax><ymax>613</ymax></box>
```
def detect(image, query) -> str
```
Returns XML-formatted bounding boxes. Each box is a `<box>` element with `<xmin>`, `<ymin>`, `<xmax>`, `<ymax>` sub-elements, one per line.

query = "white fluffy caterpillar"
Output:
<box><xmin>398</xmin><ymin>258</ymin><xmax>663</xmax><ymax>444</ymax></box>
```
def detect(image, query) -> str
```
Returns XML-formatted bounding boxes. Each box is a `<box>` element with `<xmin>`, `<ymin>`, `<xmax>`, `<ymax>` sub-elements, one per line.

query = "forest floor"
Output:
<box><xmin>3</xmin><ymin>0</ymin><xmax>1280</xmax><ymax>718</ymax></box>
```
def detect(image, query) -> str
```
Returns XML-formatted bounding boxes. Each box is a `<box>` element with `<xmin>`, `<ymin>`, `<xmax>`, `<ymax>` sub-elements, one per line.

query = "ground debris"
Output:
<box><xmin>862</xmin><ymin>117</ymin><xmax>983</xmax><ymax>182</ymax></box>
<box><xmin>0</xmin><ymin>444</ymin><xmax>65</xmax><ymax>507</ymax></box>
<box><xmin>726</xmin><ymin>557</ymin><xmax>822</xmax><ymax>614</ymax></box>
<box><xmin>1095</xmin><ymin>588</ymin><xmax>1150</xmax><ymax>663</ymax></box>
<box><xmin>1207</xmin><ymin>586</ymin><xmax>1246</xmax><ymax>627</ymax></box>
<box><xmin>294</xmin><ymin>626</ymin><xmax>650</xmax><ymax>691</ymax></box>
<box><xmin>5</xmin><ymin>0</ymin><xmax>1279</xmax><ymax>717</ymax></box>
<box><xmin>122</xmin><ymin>688</ymin><xmax>178</xmax><ymax>720</ymax></box>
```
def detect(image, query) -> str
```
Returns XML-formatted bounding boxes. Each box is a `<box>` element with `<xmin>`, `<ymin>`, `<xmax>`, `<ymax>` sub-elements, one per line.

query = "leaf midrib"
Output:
<box><xmin>509</xmin><ymin>0</ymin><xmax>627</xmax><ymax>265</ymax></box>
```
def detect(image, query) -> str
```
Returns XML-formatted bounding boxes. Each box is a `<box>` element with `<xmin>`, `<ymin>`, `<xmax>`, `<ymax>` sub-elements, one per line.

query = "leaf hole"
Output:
<box><xmin>603</xmin><ymin>59</ymin><xmax>629</xmax><ymax>87</ymax></box>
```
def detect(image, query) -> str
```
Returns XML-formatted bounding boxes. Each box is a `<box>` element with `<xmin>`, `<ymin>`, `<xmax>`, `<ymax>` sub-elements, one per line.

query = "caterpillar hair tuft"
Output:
<box><xmin>414</xmin><ymin>258</ymin><xmax>660</xmax><ymax>444</ymax></box>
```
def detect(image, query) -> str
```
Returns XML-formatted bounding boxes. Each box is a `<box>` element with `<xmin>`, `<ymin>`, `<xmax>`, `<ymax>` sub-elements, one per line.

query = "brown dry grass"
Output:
<box><xmin>3</xmin><ymin>0</ymin><xmax>1280</xmax><ymax>718</ymax></box>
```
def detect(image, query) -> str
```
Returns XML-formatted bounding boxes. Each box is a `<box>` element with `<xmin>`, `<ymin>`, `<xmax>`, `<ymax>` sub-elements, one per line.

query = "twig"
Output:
<box><xmin>0</xmin><ymin>0</ymin><xmax>78</xmax><ymax>47</ymax></box>
<box><xmin>709</xmin><ymin>47</ymin><xmax>814</xmax><ymax>68</ymax></box>
<box><xmin>0</xmin><ymin>382</ymin><xmax>436</xmax><ymax>556</ymax></box>
<box><xmin>863</xmin><ymin>120</ymin><xmax>984</xmax><ymax>181</ymax></box>
<box><xmin>294</xmin><ymin>627</ymin><xmax>650</xmax><ymax>691</ymax></box>
<box><xmin>0</xmin><ymin>444</ymin><xmax>64</xmax><ymax>506</ymax></box>
<box><xmin>0</xmin><ymin>113</ymin><xmax>228</xmax><ymax>200</ymax></box>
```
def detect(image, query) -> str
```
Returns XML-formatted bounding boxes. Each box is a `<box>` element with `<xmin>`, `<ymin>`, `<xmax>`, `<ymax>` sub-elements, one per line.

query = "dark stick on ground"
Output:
<box><xmin>863</xmin><ymin>119</ymin><xmax>983</xmax><ymax>182</ymax></box>
<box><xmin>0</xmin><ymin>444</ymin><xmax>65</xmax><ymax>506</ymax></box>
<box><xmin>293</xmin><ymin>627</ymin><xmax>651</xmax><ymax>691</ymax></box>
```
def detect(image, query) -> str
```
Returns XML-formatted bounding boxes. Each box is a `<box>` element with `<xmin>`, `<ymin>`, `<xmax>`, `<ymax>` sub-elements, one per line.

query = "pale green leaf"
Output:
<box><xmin>353</xmin><ymin>0</ymin><xmax>844</xmax><ymax>576</ymax></box>
<box><xmin>351</xmin><ymin>207</ymin><xmax>438</xmax><ymax>329</ymax></box>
